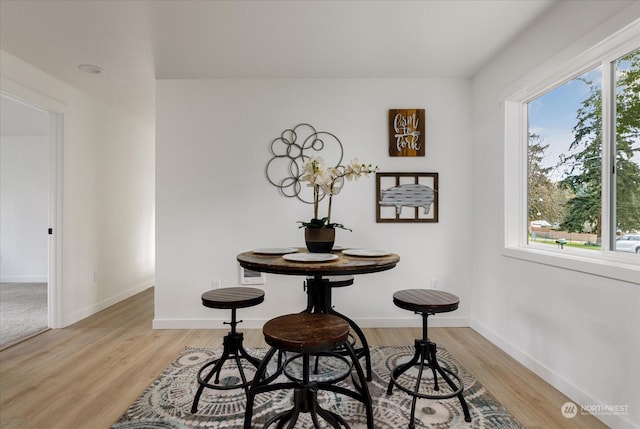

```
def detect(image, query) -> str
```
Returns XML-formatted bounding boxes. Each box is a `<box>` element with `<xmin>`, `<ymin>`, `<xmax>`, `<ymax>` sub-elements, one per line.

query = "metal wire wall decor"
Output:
<box><xmin>266</xmin><ymin>124</ymin><xmax>344</xmax><ymax>204</ymax></box>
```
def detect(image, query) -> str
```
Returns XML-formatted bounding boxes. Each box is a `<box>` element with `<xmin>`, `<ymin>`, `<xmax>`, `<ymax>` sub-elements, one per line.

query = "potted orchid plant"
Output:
<box><xmin>298</xmin><ymin>156</ymin><xmax>377</xmax><ymax>251</ymax></box>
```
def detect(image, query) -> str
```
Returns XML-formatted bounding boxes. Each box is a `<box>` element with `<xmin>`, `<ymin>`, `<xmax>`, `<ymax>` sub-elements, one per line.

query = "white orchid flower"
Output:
<box><xmin>301</xmin><ymin>156</ymin><xmax>330</xmax><ymax>186</ymax></box>
<box><xmin>345</xmin><ymin>158</ymin><xmax>377</xmax><ymax>182</ymax></box>
<box><xmin>298</xmin><ymin>154</ymin><xmax>377</xmax><ymax>228</ymax></box>
<box><xmin>330</xmin><ymin>176</ymin><xmax>345</xmax><ymax>195</ymax></box>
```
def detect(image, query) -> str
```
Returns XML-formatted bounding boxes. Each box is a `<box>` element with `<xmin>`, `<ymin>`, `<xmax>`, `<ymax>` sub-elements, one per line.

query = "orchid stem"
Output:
<box><xmin>314</xmin><ymin>185</ymin><xmax>319</xmax><ymax>219</ymax></box>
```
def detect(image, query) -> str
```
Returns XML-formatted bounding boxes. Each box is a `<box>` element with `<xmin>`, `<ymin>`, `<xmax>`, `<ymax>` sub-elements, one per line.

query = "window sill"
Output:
<box><xmin>503</xmin><ymin>246</ymin><xmax>640</xmax><ymax>285</ymax></box>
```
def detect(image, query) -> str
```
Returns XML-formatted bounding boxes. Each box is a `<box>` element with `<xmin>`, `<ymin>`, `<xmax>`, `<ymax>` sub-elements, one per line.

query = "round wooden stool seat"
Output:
<box><xmin>263</xmin><ymin>313</ymin><xmax>350</xmax><ymax>354</ymax></box>
<box><xmin>201</xmin><ymin>287</ymin><xmax>265</xmax><ymax>309</ymax></box>
<box><xmin>392</xmin><ymin>289</ymin><xmax>459</xmax><ymax>314</ymax></box>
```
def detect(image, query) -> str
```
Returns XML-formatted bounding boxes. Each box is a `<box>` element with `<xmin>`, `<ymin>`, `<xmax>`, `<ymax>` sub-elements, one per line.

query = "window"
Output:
<box><xmin>526</xmin><ymin>48</ymin><xmax>639</xmax><ymax>254</ymax></box>
<box><xmin>504</xmin><ymin>20</ymin><xmax>639</xmax><ymax>282</ymax></box>
<box><xmin>527</xmin><ymin>66</ymin><xmax>604</xmax><ymax>250</ymax></box>
<box><xmin>612</xmin><ymin>51</ymin><xmax>640</xmax><ymax>252</ymax></box>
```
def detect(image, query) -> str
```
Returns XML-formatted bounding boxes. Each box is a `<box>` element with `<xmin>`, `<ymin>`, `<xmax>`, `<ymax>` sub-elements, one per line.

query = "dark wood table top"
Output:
<box><xmin>237</xmin><ymin>248</ymin><xmax>400</xmax><ymax>277</ymax></box>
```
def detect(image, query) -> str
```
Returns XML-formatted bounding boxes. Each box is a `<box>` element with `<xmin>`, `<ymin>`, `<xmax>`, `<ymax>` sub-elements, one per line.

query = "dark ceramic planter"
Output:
<box><xmin>304</xmin><ymin>227</ymin><xmax>335</xmax><ymax>253</ymax></box>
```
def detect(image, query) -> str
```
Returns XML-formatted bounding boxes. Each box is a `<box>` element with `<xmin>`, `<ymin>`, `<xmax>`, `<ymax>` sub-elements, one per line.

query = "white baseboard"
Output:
<box><xmin>0</xmin><ymin>276</ymin><xmax>48</xmax><ymax>283</ymax></box>
<box><xmin>65</xmin><ymin>280</ymin><xmax>154</xmax><ymax>327</ymax></box>
<box><xmin>152</xmin><ymin>316</ymin><xmax>470</xmax><ymax>330</ymax></box>
<box><xmin>470</xmin><ymin>319</ymin><xmax>637</xmax><ymax>429</ymax></box>
<box><xmin>353</xmin><ymin>316</ymin><xmax>469</xmax><ymax>328</ymax></box>
<box><xmin>153</xmin><ymin>318</ymin><xmax>267</xmax><ymax>330</ymax></box>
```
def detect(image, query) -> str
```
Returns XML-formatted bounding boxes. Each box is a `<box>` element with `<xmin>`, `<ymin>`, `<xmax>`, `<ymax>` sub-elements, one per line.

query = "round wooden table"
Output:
<box><xmin>237</xmin><ymin>248</ymin><xmax>400</xmax><ymax>380</ymax></box>
<box><xmin>237</xmin><ymin>248</ymin><xmax>400</xmax><ymax>278</ymax></box>
<box><xmin>237</xmin><ymin>248</ymin><xmax>399</xmax><ymax>313</ymax></box>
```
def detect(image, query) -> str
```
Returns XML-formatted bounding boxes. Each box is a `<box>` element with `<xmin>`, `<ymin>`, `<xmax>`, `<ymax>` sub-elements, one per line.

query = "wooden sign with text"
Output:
<box><xmin>388</xmin><ymin>109</ymin><xmax>425</xmax><ymax>157</ymax></box>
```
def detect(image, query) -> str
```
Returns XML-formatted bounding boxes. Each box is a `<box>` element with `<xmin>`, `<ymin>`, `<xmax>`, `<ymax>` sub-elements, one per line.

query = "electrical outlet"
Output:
<box><xmin>212</xmin><ymin>279</ymin><xmax>221</xmax><ymax>289</ymax></box>
<box><xmin>431</xmin><ymin>278</ymin><xmax>438</xmax><ymax>289</ymax></box>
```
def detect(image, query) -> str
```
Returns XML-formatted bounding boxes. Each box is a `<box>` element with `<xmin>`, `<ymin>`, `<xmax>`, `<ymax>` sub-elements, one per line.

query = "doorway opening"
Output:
<box><xmin>0</xmin><ymin>93</ymin><xmax>61</xmax><ymax>349</ymax></box>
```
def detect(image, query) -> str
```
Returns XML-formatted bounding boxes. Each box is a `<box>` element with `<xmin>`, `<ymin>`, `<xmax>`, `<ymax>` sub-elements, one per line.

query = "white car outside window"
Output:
<box><xmin>615</xmin><ymin>235</ymin><xmax>640</xmax><ymax>254</ymax></box>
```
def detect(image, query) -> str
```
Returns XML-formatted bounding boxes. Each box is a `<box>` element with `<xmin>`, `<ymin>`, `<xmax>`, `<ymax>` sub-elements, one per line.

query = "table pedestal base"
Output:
<box><xmin>305</xmin><ymin>277</ymin><xmax>373</xmax><ymax>381</ymax></box>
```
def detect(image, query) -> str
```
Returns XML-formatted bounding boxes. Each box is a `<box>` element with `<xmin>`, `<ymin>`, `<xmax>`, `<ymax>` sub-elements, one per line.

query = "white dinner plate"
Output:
<box><xmin>283</xmin><ymin>253</ymin><xmax>338</xmax><ymax>262</ymax></box>
<box><xmin>252</xmin><ymin>247</ymin><xmax>299</xmax><ymax>255</ymax></box>
<box><xmin>342</xmin><ymin>249</ymin><xmax>391</xmax><ymax>257</ymax></box>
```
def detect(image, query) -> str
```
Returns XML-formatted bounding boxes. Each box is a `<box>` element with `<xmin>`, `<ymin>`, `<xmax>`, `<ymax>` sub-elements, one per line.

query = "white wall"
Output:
<box><xmin>0</xmin><ymin>51</ymin><xmax>156</xmax><ymax>327</ymax></box>
<box><xmin>0</xmin><ymin>135</ymin><xmax>48</xmax><ymax>282</ymax></box>
<box><xmin>155</xmin><ymin>78</ymin><xmax>472</xmax><ymax>329</ymax></box>
<box><xmin>470</xmin><ymin>2</ymin><xmax>639</xmax><ymax>428</ymax></box>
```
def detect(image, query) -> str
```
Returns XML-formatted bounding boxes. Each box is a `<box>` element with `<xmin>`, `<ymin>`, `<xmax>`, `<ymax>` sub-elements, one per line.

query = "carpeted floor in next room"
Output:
<box><xmin>0</xmin><ymin>282</ymin><xmax>48</xmax><ymax>349</ymax></box>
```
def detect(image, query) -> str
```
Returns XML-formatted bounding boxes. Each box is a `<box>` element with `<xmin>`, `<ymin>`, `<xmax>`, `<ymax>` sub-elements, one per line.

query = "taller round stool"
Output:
<box><xmin>243</xmin><ymin>312</ymin><xmax>373</xmax><ymax>429</ymax></box>
<box><xmin>387</xmin><ymin>289</ymin><xmax>471</xmax><ymax>427</ymax></box>
<box><xmin>191</xmin><ymin>287</ymin><xmax>265</xmax><ymax>414</ymax></box>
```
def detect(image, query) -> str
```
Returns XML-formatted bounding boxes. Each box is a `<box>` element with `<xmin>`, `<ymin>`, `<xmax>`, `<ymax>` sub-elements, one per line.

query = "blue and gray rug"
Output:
<box><xmin>112</xmin><ymin>345</ymin><xmax>524</xmax><ymax>428</ymax></box>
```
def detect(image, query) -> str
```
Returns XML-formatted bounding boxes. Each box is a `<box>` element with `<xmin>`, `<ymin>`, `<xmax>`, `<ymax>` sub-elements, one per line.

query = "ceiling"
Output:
<box><xmin>0</xmin><ymin>0</ymin><xmax>556</xmax><ymax>124</ymax></box>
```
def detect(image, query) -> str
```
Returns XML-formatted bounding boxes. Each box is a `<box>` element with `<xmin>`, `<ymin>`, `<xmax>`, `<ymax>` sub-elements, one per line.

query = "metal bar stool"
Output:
<box><xmin>387</xmin><ymin>289</ymin><xmax>472</xmax><ymax>427</ymax></box>
<box><xmin>244</xmin><ymin>312</ymin><xmax>373</xmax><ymax>429</ymax></box>
<box><xmin>191</xmin><ymin>287</ymin><xmax>265</xmax><ymax>413</ymax></box>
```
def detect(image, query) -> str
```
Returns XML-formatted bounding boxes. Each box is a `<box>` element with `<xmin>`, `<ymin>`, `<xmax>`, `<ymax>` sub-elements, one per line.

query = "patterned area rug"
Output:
<box><xmin>112</xmin><ymin>345</ymin><xmax>524</xmax><ymax>428</ymax></box>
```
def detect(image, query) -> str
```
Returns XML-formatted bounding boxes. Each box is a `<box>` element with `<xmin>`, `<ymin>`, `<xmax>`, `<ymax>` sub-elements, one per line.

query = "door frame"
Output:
<box><xmin>1</xmin><ymin>78</ymin><xmax>65</xmax><ymax>328</ymax></box>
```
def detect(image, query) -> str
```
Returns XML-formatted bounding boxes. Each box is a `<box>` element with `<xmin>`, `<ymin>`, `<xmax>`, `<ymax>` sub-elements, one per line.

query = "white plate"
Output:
<box><xmin>252</xmin><ymin>247</ymin><xmax>299</xmax><ymax>255</ymax></box>
<box><xmin>283</xmin><ymin>253</ymin><xmax>338</xmax><ymax>262</ymax></box>
<box><xmin>342</xmin><ymin>249</ymin><xmax>391</xmax><ymax>257</ymax></box>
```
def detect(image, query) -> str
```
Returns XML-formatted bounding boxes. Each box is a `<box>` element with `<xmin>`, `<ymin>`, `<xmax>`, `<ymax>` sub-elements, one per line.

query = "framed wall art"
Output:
<box><xmin>376</xmin><ymin>172</ymin><xmax>438</xmax><ymax>223</ymax></box>
<box><xmin>388</xmin><ymin>109</ymin><xmax>425</xmax><ymax>157</ymax></box>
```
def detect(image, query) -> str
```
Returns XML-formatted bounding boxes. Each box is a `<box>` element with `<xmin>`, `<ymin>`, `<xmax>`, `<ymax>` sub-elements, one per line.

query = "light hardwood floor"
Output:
<box><xmin>0</xmin><ymin>287</ymin><xmax>607</xmax><ymax>429</ymax></box>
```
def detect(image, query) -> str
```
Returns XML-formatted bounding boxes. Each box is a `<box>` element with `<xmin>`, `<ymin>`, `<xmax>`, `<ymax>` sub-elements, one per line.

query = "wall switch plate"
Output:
<box><xmin>212</xmin><ymin>279</ymin><xmax>221</xmax><ymax>289</ymax></box>
<box><xmin>431</xmin><ymin>279</ymin><xmax>438</xmax><ymax>289</ymax></box>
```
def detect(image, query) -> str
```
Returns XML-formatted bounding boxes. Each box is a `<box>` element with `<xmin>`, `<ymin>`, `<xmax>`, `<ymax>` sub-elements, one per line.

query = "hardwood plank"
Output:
<box><xmin>0</xmin><ymin>288</ymin><xmax>608</xmax><ymax>429</ymax></box>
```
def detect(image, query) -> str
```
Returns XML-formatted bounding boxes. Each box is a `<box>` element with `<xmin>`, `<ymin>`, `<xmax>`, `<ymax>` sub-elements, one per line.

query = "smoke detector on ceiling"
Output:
<box><xmin>78</xmin><ymin>64</ymin><xmax>103</xmax><ymax>74</ymax></box>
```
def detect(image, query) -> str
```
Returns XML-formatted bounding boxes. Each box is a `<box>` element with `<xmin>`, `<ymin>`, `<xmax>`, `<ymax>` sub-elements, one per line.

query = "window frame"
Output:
<box><xmin>503</xmin><ymin>19</ymin><xmax>640</xmax><ymax>285</ymax></box>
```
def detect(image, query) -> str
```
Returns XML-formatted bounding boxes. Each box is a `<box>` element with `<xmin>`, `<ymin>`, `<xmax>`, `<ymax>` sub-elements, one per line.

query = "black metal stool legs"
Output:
<box><xmin>427</xmin><ymin>341</ymin><xmax>471</xmax><ymax>423</ymax></box>
<box><xmin>330</xmin><ymin>308</ymin><xmax>373</xmax><ymax>381</ymax></box>
<box><xmin>387</xmin><ymin>312</ymin><xmax>471</xmax><ymax>426</ymax></box>
<box><xmin>244</xmin><ymin>341</ymin><xmax>373</xmax><ymax>429</ymax></box>
<box><xmin>263</xmin><ymin>354</ymin><xmax>350</xmax><ymax>429</ymax></box>
<box><xmin>191</xmin><ymin>308</ymin><xmax>261</xmax><ymax>413</ymax></box>
<box><xmin>244</xmin><ymin>347</ymin><xmax>279</xmax><ymax>429</ymax></box>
